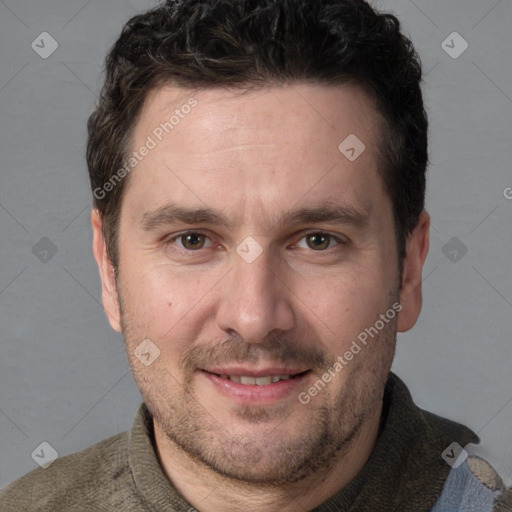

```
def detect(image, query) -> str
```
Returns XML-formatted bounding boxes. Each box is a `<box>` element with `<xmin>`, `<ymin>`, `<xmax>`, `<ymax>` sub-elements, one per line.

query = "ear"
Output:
<box><xmin>91</xmin><ymin>210</ymin><xmax>122</xmax><ymax>332</ymax></box>
<box><xmin>397</xmin><ymin>210</ymin><xmax>430</xmax><ymax>333</ymax></box>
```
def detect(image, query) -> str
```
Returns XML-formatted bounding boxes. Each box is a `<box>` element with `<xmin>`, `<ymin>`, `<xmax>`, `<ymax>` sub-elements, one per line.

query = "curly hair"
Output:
<box><xmin>87</xmin><ymin>0</ymin><xmax>428</xmax><ymax>269</ymax></box>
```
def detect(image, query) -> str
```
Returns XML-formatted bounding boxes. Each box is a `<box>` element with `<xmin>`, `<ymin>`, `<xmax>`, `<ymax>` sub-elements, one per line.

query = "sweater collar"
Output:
<box><xmin>314</xmin><ymin>372</ymin><xmax>479</xmax><ymax>511</ymax></box>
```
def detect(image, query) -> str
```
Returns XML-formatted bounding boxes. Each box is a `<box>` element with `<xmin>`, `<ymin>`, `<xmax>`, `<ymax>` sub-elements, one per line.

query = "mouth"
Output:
<box><xmin>199</xmin><ymin>368</ymin><xmax>312</xmax><ymax>404</ymax></box>
<box><xmin>214</xmin><ymin>373</ymin><xmax>306</xmax><ymax>385</ymax></box>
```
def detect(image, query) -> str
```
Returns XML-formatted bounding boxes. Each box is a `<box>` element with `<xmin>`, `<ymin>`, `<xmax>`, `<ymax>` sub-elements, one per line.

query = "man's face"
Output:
<box><xmin>99</xmin><ymin>83</ymin><xmax>411</xmax><ymax>484</ymax></box>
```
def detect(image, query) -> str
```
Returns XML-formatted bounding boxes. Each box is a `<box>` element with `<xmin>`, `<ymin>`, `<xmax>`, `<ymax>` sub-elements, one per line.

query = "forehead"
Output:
<box><xmin>136</xmin><ymin>82</ymin><xmax>380</xmax><ymax>149</ymax></box>
<box><xmin>123</xmin><ymin>82</ymin><xmax>386</xmax><ymax>226</ymax></box>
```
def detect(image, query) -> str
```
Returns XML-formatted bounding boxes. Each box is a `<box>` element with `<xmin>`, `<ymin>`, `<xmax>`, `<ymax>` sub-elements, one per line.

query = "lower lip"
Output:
<box><xmin>200</xmin><ymin>371</ymin><xmax>310</xmax><ymax>404</ymax></box>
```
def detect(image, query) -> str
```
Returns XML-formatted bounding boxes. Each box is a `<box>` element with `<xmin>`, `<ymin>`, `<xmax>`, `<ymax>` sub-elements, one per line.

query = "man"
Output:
<box><xmin>1</xmin><ymin>0</ymin><xmax>510</xmax><ymax>510</ymax></box>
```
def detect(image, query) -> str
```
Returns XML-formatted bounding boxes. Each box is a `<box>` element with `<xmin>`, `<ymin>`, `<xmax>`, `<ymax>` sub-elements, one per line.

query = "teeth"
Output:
<box><xmin>255</xmin><ymin>376</ymin><xmax>272</xmax><ymax>386</ymax></box>
<box><xmin>220</xmin><ymin>374</ymin><xmax>294</xmax><ymax>385</ymax></box>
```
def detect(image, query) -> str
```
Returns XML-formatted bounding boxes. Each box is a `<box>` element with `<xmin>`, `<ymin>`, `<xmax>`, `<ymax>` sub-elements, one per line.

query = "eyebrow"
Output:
<box><xmin>139</xmin><ymin>201</ymin><xmax>370</xmax><ymax>232</ymax></box>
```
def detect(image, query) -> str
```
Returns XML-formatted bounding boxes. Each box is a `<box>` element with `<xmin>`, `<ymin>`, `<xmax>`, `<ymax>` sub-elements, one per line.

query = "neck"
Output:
<box><xmin>153</xmin><ymin>403</ymin><xmax>383</xmax><ymax>512</ymax></box>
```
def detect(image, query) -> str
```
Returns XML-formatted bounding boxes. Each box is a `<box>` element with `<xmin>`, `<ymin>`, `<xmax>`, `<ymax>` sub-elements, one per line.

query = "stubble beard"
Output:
<box><xmin>116</xmin><ymin>273</ymin><xmax>398</xmax><ymax>486</ymax></box>
<box><xmin>122</xmin><ymin>330</ymin><xmax>396</xmax><ymax>486</ymax></box>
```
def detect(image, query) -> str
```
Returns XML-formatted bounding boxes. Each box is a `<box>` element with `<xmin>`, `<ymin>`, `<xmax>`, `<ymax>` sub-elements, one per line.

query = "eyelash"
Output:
<box><xmin>164</xmin><ymin>230</ymin><xmax>347</xmax><ymax>253</ymax></box>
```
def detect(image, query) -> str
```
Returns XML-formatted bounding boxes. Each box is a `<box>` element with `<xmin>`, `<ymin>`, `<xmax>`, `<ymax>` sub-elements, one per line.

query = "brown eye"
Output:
<box><xmin>305</xmin><ymin>233</ymin><xmax>333</xmax><ymax>250</ymax></box>
<box><xmin>178</xmin><ymin>232</ymin><xmax>207</xmax><ymax>250</ymax></box>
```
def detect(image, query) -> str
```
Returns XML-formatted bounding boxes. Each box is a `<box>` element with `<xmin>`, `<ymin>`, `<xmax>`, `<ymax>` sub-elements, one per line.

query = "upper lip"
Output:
<box><xmin>202</xmin><ymin>367</ymin><xmax>310</xmax><ymax>377</ymax></box>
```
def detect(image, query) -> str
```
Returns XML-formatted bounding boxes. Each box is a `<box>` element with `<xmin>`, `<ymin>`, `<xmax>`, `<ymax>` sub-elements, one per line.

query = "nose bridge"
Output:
<box><xmin>216</xmin><ymin>247</ymin><xmax>295</xmax><ymax>342</ymax></box>
<box><xmin>235</xmin><ymin>250</ymin><xmax>276</xmax><ymax>302</ymax></box>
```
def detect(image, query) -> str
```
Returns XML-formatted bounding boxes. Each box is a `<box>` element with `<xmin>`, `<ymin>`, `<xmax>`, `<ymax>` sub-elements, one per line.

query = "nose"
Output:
<box><xmin>215</xmin><ymin>248</ymin><xmax>296</xmax><ymax>344</ymax></box>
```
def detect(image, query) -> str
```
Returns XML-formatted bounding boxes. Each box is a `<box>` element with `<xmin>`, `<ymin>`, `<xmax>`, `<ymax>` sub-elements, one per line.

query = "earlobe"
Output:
<box><xmin>91</xmin><ymin>210</ymin><xmax>123</xmax><ymax>333</ymax></box>
<box><xmin>397</xmin><ymin>210</ymin><xmax>430</xmax><ymax>333</ymax></box>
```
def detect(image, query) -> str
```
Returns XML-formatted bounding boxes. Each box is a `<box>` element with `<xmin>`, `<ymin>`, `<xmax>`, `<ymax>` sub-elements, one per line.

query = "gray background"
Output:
<box><xmin>1</xmin><ymin>0</ymin><xmax>511</xmax><ymax>490</ymax></box>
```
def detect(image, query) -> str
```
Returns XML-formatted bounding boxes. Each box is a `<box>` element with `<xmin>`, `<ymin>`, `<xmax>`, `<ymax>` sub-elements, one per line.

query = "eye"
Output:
<box><xmin>296</xmin><ymin>232</ymin><xmax>342</xmax><ymax>251</ymax></box>
<box><xmin>171</xmin><ymin>232</ymin><xmax>212</xmax><ymax>250</ymax></box>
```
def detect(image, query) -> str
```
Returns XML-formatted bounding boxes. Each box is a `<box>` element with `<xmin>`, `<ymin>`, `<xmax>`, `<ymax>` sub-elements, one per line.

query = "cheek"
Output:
<box><xmin>294</xmin><ymin>265</ymin><xmax>394</xmax><ymax>344</ymax></box>
<box><xmin>120</xmin><ymin>261</ymin><xmax>218</xmax><ymax>341</ymax></box>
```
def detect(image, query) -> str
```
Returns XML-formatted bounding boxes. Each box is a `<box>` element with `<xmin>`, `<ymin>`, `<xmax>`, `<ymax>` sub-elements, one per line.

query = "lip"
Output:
<box><xmin>200</xmin><ymin>369</ymin><xmax>311</xmax><ymax>405</ymax></box>
<box><xmin>202</xmin><ymin>366</ymin><xmax>308</xmax><ymax>377</ymax></box>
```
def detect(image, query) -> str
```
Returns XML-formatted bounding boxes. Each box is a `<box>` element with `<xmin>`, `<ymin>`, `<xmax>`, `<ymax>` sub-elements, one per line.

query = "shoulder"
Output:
<box><xmin>0</xmin><ymin>431</ymin><xmax>131</xmax><ymax>512</ymax></box>
<box><xmin>432</xmin><ymin>453</ymin><xmax>512</xmax><ymax>512</ymax></box>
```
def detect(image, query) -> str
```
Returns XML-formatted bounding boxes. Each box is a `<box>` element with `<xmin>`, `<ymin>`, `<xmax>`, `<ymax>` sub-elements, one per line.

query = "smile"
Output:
<box><xmin>217</xmin><ymin>374</ymin><xmax>301</xmax><ymax>385</ymax></box>
<box><xmin>200</xmin><ymin>369</ymin><xmax>312</xmax><ymax>404</ymax></box>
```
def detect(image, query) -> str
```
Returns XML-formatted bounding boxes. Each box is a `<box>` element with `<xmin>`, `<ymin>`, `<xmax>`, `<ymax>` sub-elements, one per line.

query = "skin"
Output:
<box><xmin>92</xmin><ymin>82</ymin><xmax>430</xmax><ymax>511</ymax></box>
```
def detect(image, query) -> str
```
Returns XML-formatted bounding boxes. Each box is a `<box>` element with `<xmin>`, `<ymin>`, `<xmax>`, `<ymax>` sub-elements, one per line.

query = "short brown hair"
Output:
<box><xmin>87</xmin><ymin>0</ymin><xmax>428</xmax><ymax>269</ymax></box>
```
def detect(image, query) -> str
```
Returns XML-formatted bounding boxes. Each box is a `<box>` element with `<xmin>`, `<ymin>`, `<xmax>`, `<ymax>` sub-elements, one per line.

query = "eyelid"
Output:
<box><xmin>164</xmin><ymin>230</ymin><xmax>214</xmax><ymax>251</ymax></box>
<box><xmin>293</xmin><ymin>230</ymin><xmax>348</xmax><ymax>247</ymax></box>
<box><xmin>162</xmin><ymin>229</ymin><xmax>348</xmax><ymax>252</ymax></box>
